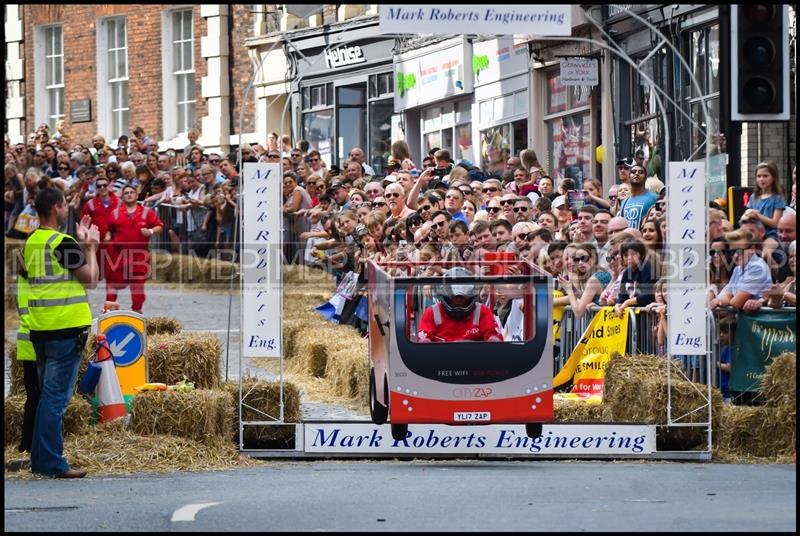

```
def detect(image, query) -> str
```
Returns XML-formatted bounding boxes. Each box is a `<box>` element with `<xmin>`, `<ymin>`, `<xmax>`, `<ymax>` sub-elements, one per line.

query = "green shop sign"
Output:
<box><xmin>396</xmin><ymin>71</ymin><xmax>417</xmax><ymax>97</ymax></box>
<box><xmin>473</xmin><ymin>54</ymin><xmax>489</xmax><ymax>76</ymax></box>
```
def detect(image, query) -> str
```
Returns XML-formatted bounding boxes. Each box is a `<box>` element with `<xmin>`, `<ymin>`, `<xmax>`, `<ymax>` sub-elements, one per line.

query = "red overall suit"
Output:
<box><xmin>104</xmin><ymin>204</ymin><xmax>162</xmax><ymax>313</ymax></box>
<box><xmin>417</xmin><ymin>302</ymin><xmax>503</xmax><ymax>342</ymax></box>
<box><xmin>80</xmin><ymin>193</ymin><xmax>120</xmax><ymax>279</ymax></box>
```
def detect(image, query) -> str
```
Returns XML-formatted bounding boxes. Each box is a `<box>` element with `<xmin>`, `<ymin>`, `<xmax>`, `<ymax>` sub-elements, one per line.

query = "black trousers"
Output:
<box><xmin>20</xmin><ymin>360</ymin><xmax>41</xmax><ymax>453</ymax></box>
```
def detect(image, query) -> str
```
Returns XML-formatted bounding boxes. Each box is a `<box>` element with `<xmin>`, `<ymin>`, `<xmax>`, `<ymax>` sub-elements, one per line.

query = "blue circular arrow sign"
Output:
<box><xmin>105</xmin><ymin>324</ymin><xmax>144</xmax><ymax>367</ymax></box>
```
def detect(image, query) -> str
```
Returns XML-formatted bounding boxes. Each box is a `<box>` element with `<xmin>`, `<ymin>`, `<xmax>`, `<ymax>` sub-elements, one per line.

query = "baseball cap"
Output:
<box><xmin>552</xmin><ymin>195</ymin><xmax>568</xmax><ymax>209</ymax></box>
<box><xmin>382</xmin><ymin>174</ymin><xmax>398</xmax><ymax>187</ymax></box>
<box><xmin>386</xmin><ymin>157</ymin><xmax>399</xmax><ymax>169</ymax></box>
<box><xmin>616</xmin><ymin>157</ymin><xmax>634</xmax><ymax>168</ymax></box>
<box><xmin>328</xmin><ymin>183</ymin><xmax>345</xmax><ymax>193</ymax></box>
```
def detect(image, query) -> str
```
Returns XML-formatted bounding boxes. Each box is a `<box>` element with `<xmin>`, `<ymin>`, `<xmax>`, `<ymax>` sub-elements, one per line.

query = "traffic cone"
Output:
<box><xmin>101</xmin><ymin>301</ymin><xmax>120</xmax><ymax>314</ymax></box>
<box><xmin>94</xmin><ymin>334</ymin><xmax>127</xmax><ymax>423</ymax></box>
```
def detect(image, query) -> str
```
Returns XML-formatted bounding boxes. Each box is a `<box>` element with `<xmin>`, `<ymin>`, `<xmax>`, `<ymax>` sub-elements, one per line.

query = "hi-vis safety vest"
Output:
<box><xmin>23</xmin><ymin>228</ymin><xmax>92</xmax><ymax>332</ymax></box>
<box><xmin>16</xmin><ymin>274</ymin><xmax>35</xmax><ymax>361</ymax></box>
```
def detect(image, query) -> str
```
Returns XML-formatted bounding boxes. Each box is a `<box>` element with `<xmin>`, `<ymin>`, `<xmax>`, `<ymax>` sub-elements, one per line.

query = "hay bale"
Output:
<box><xmin>8</xmin><ymin>346</ymin><xmax>24</xmax><ymax>396</ymax></box>
<box><xmin>604</xmin><ymin>354</ymin><xmax>722</xmax><ymax>424</ymax></box>
<box><xmin>148</xmin><ymin>250</ymin><xmax>177</xmax><ymax>283</ymax></box>
<box><xmin>325</xmin><ymin>337</ymin><xmax>369</xmax><ymax>401</ymax></box>
<box><xmin>146</xmin><ymin>316</ymin><xmax>184</xmax><ymax>335</ymax></box>
<box><xmin>56</xmin><ymin>419</ymin><xmax>249</xmax><ymax>476</ymax></box>
<box><xmin>221</xmin><ymin>378</ymin><xmax>302</xmax><ymax>446</ymax></box>
<box><xmin>291</xmin><ymin>325</ymin><xmax>343</xmax><ymax>378</ymax></box>
<box><xmin>4</xmin><ymin>395</ymin><xmax>92</xmax><ymax>447</ymax></box>
<box><xmin>283</xmin><ymin>265</ymin><xmax>335</xmax><ymax>285</ymax></box>
<box><xmin>202</xmin><ymin>256</ymin><xmax>239</xmax><ymax>287</ymax></box>
<box><xmin>553</xmin><ymin>398</ymin><xmax>612</xmax><ymax>422</ymax></box>
<box><xmin>131</xmin><ymin>389</ymin><xmax>233</xmax><ymax>445</ymax></box>
<box><xmin>760</xmin><ymin>352</ymin><xmax>796</xmax><ymax>410</ymax></box>
<box><xmin>180</xmin><ymin>254</ymin><xmax>208</xmax><ymax>284</ymax></box>
<box><xmin>146</xmin><ymin>332</ymin><xmax>221</xmax><ymax>389</ymax></box>
<box><xmin>715</xmin><ymin>404</ymin><xmax>795</xmax><ymax>459</ymax></box>
<box><xmin>282</xmin><ymin>319</ymin><xmax>306</xmax><ymax>360</ymax></box>
<box><xmin>4</xmin><ymin>239</ymin><xmax>25</xmax><ymax>279</ymax></box>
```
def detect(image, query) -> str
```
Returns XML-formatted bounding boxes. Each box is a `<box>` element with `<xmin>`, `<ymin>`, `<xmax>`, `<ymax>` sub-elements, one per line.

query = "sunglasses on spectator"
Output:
<box><xmin>96</xmin><ymin>183</ymin><xmax>109</xmax><ymax>188</ymax></box>
<box><xmin>459</xmin><ymin>188</ymin><xmax>473</xmax><ymax>195</ymax></box>
<box><xmin>267</xmin><ymin>154</ymin><xmax>280</xmax><ymax>159</ymax></box>
<box><xmin>513</xmin><ymin>207</ymin><xmax>528</xmax><ymax>213</ymax></box>
<box><xmin>291</xmin><ymin>153</ymin><xmax>301</xmax><ymax>158</ymax></box>
<box><xmin>609</xmin><ymin>195</ymin><xmax>617</xmax><ymax>201</ymax></box>
<box><xmin>445</xmin><ymin>194</ymin><xmax>461</xmax><ymax>200</ymax></box>
<box><xmin>574</xmin><ymin>254</ymin><xmax>591</xmax><ymax>263</ymax></box>
<box><xmin>432</xmin><ymin>220</ymin><xmax>448</xmax><ymax>229</ymax></box>
<box><xmin>483</xmin><ymin>187</ymin><xmax>499</xmax><ymax>193</ymax></box>
<box><xmin>373</xmin><ymin>202</ymin><xmax>386</xmax><ymax>208</ymax></box>
<box><xmin>487</xmin><ymin>207</ymin><xmax>502</xmax><ymax>213</ymax></box>
<box><xmin>310</xmin><ymin>157</ymin><xmax>320</xmax><ymax>162</ymax></box>
<box><xmin>58</xmin><ymin>165</ymin><xmax>70</xmax><ymax>170</ymax></box>
<box><xmin>384</xmin><ymin>192</ymin><xmax>402</xmax><ymax>198</ymax></box>
<box><xmin>419</xmin><ymin>205</ymin><xmax>432</xmax><ymax>211</ymax></box>
<box><xmin>709</xmin><ymin>249</ymin><xmax>727</xmax><ymax>256</ymax></box>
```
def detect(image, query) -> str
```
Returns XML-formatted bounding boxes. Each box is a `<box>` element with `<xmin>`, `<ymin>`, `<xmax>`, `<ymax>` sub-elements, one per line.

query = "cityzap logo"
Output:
<box><xmin>325</xmin><ymin>46</ymin><xmax>367</xmax><ymax>69</ymax></box>
<box><xmin>452</xmin><ymin>387</ymin><xmax>493</xmax><ymax>398</ymax></box>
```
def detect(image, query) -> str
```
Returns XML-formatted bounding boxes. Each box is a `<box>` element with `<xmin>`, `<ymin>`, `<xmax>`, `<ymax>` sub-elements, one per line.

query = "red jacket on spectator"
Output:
<box><xmin>81</xmin><ymin>192</ymin><xmax>120</xmax><ymax>278</ymax></box>
<box><xmin>80</xmin><ymin>192</ymin><xmax>120</xmax><ymax>243</ymax></box>
<box><xmin>105</xmin><ymin>204</ymin><xmax>162</xmax><ymax>284</ymax></box>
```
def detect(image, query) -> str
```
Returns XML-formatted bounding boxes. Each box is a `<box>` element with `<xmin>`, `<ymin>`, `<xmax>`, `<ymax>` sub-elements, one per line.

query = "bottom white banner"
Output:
<box><xmin>304</xmin><ymin>423</ymin><xmax>655</xmax><ymax>455</ymax></box>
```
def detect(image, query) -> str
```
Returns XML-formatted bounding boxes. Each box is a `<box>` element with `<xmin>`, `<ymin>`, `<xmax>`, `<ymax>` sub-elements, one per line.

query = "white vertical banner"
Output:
<box><xmin>667</xmin><ymin>162</ymin><xmax>707</xmax><ymax>355</ymax></box>
<box><xmin>241</xmin><ymin>163</ymin><xmax>282</xmax><ymax>358</ymax></box>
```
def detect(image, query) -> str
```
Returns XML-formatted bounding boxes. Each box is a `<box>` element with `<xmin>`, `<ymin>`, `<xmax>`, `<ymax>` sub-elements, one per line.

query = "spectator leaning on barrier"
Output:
<box><xmin>613</xmin><ymin>237</ymin><xmax>657</xmax><ymax>317</ymax></box>
<box><xmin>710</xmin><ymin>229</ymin><xmax>773</xmax><ymax>312</ymax></box>
<box><xmin>742</xmin><ymin>161</ymin><xmax>785</xmax><ymax>242</ymax></box>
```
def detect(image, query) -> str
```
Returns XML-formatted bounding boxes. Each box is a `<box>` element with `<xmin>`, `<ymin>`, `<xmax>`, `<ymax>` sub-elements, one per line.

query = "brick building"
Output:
<box><xmin>5</xmin><ymin>4</ymin><xmax>257</xmax><ymax>154</ymax></box>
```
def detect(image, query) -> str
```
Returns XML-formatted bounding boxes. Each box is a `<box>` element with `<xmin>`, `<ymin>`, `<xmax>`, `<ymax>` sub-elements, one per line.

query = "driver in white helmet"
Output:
<box><xmin>417</xmin><ymin>267</ymin><xmax>504</xmax><ymax>343</ymax></box>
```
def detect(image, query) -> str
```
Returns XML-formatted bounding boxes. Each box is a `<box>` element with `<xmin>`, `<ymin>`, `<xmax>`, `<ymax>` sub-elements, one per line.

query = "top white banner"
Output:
<box><xmin>379</xmin><ymin>5</ymin><xmax>572</xmax><ymax>36</ymax></box>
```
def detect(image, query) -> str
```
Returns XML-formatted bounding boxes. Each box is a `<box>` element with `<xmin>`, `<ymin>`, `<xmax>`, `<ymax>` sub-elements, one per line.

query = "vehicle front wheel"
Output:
<box><xmin>369</xmin><ymin>370</ymin><xmax>388</xmax><ymax>425</ymax></box>
<box><xmin>525</xmin><ymin>423</ymin><xmax>543</xmax><ymax>439</ymax></box>
<box><xmin>391</xmin><ymin>423</ymin><xmax>408</xmax><ymax>442</ymax></box>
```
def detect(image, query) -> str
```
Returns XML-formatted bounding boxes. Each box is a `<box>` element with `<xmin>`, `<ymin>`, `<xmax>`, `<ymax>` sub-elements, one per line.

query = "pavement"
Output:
<box><xmin>4</xmin><ymin>282</ymin><xmax>366</xmax><ymax>421</ymax></box>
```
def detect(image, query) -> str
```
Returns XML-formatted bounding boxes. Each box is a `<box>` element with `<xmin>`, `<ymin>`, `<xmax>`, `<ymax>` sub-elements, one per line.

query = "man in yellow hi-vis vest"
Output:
<box><xmin>23</xmin><ymin>185</ymin><xmax>99</xmax><ymax>478</ymax></box>
<box><xmin>15</xmin><ymin>274</ymin><xmax>38</xmax><ymax>455</ymax></box>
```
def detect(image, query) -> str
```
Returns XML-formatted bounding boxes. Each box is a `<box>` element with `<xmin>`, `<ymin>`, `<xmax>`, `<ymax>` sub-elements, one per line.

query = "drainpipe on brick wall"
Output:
<box><xmin>228</xmin><ymin>4</ymin><xmax>235</xmax><ymax>153</ymax></box>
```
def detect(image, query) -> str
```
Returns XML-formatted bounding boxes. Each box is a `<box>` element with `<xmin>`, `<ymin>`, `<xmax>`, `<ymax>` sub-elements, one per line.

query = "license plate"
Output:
<box><xmin>453</xmin><ymin>411</ymin><xmax>491</xmax><ymax>422</ymax></box>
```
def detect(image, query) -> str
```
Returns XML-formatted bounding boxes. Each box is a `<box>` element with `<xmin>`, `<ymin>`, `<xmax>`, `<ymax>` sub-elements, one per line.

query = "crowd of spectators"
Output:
<box><xmin>5</xmin><ymin>121</ymin><xmax>796</xmax><ymax>387</ymax></box>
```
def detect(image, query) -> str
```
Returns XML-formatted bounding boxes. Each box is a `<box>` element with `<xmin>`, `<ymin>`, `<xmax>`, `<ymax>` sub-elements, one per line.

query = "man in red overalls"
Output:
<box><xmin>104</xmin><ymin>185</ymin><xmax>162</xmax><ymax>313</ymax></box>
<box><xmin>417</xmin><ymin>267</ymin><xmax>503</xmax><ymax>343</ymax></box>
<box><xmin>80</xmin><ymin>176</ymin><xmax>119</xmax><ymax>280</ymax></box>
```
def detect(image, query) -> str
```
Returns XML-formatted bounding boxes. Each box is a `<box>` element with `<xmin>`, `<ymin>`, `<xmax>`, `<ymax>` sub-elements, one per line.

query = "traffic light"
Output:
<box><xmin>730</xmin><ymin>5</ymin><xmax>790</xmax><ymax>121</ymax></box>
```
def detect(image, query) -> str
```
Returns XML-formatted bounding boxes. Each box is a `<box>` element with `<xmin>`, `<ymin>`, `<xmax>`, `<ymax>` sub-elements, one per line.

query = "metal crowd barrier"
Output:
<box><xmin>555</xmin><ymin>304</ymin><xmax>796</xmax><ymax>390</ymax></box>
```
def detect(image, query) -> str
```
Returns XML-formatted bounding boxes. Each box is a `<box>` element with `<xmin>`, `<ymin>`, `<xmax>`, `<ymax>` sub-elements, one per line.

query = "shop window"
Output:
<box><xmin>545</xmin><ymin>69</ymin><xmax>593</xmax><ymax>184</ymax></box>
<box><xmin>480</xmin><ymin>119</ymin><xmax>527</xmax><ymax>175</ymax></box>
<box><xmin>302</xmin><ymin>82</ymin><xmax>335</xmax><ymax>167</ymax></box>
<box><xmin>302</xmin><ymin>109</ymin><xmax>334</xmax><ymax>166</ymax></box>
<box><xmin>421</xmin><ymin>99</ymin><xmax>472</xmax><ymax>164</ymax></box>
<box><xmin>548</xmin><ymin>113</ymin><xmax>591</xmax><ymax>185</ymax></box>
<box><xmin>685</xmin><ymin>24</ymin><xmax>721</xmax><ymax>161</ymax></box>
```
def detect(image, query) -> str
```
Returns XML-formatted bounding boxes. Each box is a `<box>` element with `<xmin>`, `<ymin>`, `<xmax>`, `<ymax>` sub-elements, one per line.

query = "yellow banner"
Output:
<box><xmin>553</xmin><ymin>307</ymin><xmax>628</xmax><ymax>402</ymax></box>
